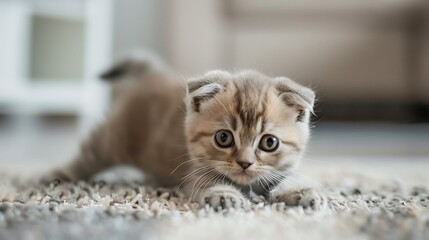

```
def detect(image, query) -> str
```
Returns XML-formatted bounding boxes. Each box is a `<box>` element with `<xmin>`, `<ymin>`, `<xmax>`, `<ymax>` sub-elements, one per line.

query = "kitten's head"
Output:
<box><xmin>185</xmin><ymin>70</ymin><xmax>315</xmax><ymax>185</ymax></box>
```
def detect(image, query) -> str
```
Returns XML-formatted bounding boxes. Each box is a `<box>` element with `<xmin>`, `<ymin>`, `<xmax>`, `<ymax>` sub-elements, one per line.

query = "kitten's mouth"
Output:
<box><xmin>214</xmin><ymin>166</ymin><xmax>259</xmax><ymax>185</ymax></box>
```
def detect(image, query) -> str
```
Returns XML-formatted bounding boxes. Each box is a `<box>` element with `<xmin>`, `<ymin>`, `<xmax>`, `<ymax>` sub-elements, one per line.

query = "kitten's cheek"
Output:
<box><xmin>189</xmin><ymin>145</ymin><xmax>208</xmax><ymax>156</ymax></box>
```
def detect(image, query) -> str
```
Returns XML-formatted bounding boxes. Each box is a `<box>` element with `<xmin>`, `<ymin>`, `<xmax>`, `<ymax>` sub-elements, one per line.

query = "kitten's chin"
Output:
<box><xmin>227</xmin><ymin>171</ymin><xmax>259</xmax><ymax>185</ymax></box>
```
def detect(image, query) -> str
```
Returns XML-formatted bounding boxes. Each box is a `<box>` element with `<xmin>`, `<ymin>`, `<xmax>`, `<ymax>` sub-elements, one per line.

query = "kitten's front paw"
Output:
<box><xmin>199</xmin><ymin>186</ymin><xmax>250</xmax><ymax>211</ymax></box>
<box><xmin>272</xmin><ymin>188</ymin><xmax>323</xmax><ymax>210</ymax></box>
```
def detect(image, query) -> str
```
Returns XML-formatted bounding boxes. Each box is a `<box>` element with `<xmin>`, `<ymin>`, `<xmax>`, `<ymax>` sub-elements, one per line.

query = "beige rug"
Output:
<box><xmin>1</xmin><ymin>161</ymin><xmax>429</xmax><ymax>240</ymax></box>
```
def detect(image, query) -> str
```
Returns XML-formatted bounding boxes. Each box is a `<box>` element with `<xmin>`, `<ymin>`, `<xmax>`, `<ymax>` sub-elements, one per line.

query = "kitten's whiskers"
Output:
<box><xmin>169</xmin><ymin>157</ymin><xmax>205</xmax><ymax>175</ymax></box>
<box><xmin>189</xmin><ymin>168</ymin><xmax>221</xmax><ymax>200</ymax></box>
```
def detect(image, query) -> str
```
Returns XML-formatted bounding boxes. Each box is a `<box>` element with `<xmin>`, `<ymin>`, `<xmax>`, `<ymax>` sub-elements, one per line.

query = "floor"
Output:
<box><xmin>2</xmin><ymin>169</ymin><xmax>428</xmax><ymax>240</ymax></box>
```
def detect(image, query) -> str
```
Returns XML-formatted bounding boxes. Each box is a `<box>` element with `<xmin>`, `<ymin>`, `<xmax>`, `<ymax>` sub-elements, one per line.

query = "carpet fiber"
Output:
<box><xmin>1</xmin><ymin>169</ymin><xmax>429</xmax><ymax>240</ymax></box>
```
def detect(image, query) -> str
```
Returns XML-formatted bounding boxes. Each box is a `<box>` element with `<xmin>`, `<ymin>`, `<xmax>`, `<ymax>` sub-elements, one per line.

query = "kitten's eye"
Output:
<box><xmin>214</xmin><ymin>130</ymin><xmax>234</xmax><ymax>148</ymax></box>
<box><xmin>259</xmin><ymin>135</ymin><xmax>279</xmax><ymax>152</ymax></box>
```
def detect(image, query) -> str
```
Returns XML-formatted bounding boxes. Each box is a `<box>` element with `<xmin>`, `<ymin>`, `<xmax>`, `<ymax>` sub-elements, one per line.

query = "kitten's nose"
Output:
<box><xmin>236</xmin><ymin>161</ymin><xmax>253</xmax><ymax>170</ymax></box>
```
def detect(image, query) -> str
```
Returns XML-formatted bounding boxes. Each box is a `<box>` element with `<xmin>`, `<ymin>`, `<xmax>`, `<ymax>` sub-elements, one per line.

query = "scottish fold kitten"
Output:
<box><xmin>44</xmin><ymin>58</ymin><xmax>321</xmax><ymax>210</ymax></box>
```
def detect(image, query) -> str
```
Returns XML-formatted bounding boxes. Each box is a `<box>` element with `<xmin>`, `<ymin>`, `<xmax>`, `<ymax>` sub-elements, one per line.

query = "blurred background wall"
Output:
<box><xmin>166</xmin><ymin>0</ymin><xmax>429</xmax><ymax>122</ymax></box>
<box><xmin>0</xmin><ymin>0</ymin><xmax>428</xmax><ymax>172</ymax></box>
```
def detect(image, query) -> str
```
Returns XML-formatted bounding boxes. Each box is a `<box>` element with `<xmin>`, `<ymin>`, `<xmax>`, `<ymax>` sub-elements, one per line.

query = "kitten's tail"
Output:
<box><xmin>100</xmin><ymin>51</ymin><xmax>171</xmax><ymax>105</ymax></box>
<box><xmin>100</xmin><ymin>50</ymin><xmax>167</xmax><ymax>81</ymax></box>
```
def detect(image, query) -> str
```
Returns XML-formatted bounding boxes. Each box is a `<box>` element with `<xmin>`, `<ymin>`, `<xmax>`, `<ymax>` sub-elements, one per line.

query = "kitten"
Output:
<box><xmin>44</xmin><ymin>58</ymin><xmax>321</xmax><ymax>210</ymax></box>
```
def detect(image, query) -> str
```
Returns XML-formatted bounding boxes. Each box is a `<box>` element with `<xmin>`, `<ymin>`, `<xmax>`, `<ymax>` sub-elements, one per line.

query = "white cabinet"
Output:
<box><xmin>0</xmin><ymin>0</ymin><xmax>112</xmax><ymax>132</ymax></box>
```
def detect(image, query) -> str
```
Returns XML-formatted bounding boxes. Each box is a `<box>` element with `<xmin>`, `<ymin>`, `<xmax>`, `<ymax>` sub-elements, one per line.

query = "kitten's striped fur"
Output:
<box><xmin>44</xmin><ymin>58</ymin><xmax>321</xmax><ymax>210</ymax></box>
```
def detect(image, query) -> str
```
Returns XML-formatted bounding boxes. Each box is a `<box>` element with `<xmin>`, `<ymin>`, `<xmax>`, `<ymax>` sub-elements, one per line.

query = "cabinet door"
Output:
<box><xmin>0</xmin><ymin>2</ymin><xmax>28</xmax><ymax>103</ymax></box>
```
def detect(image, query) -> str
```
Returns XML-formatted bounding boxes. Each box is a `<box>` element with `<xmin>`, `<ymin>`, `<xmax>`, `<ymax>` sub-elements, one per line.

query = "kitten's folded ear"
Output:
<box><xmin>186</xmin><ymin>71</ymin><xmax>230</xmax><ymax>112</ymax></box>
<box><xmin>186</xmin><ymin>79</ymin><xmax>222</xmax><ymax>112</ymax></box>
<box><xmin>276</xmin><ymin>77</ymin><xmax>316</xmax><ymax>121</ymax></box>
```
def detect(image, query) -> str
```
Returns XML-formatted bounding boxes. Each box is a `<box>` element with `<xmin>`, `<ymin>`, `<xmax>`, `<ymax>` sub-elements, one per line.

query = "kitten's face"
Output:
<box><xmin>185</xmin><ymin>71</ymin><xmax>315</xmax><ymax>185</ymax></box>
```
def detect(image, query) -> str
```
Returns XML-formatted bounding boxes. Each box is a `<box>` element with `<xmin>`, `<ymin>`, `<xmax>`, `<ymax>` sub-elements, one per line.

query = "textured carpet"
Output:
<box><xmin>1</xmin><ymin>166</ymin><xmax>429</xmax><ymax>240</ymax></box>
